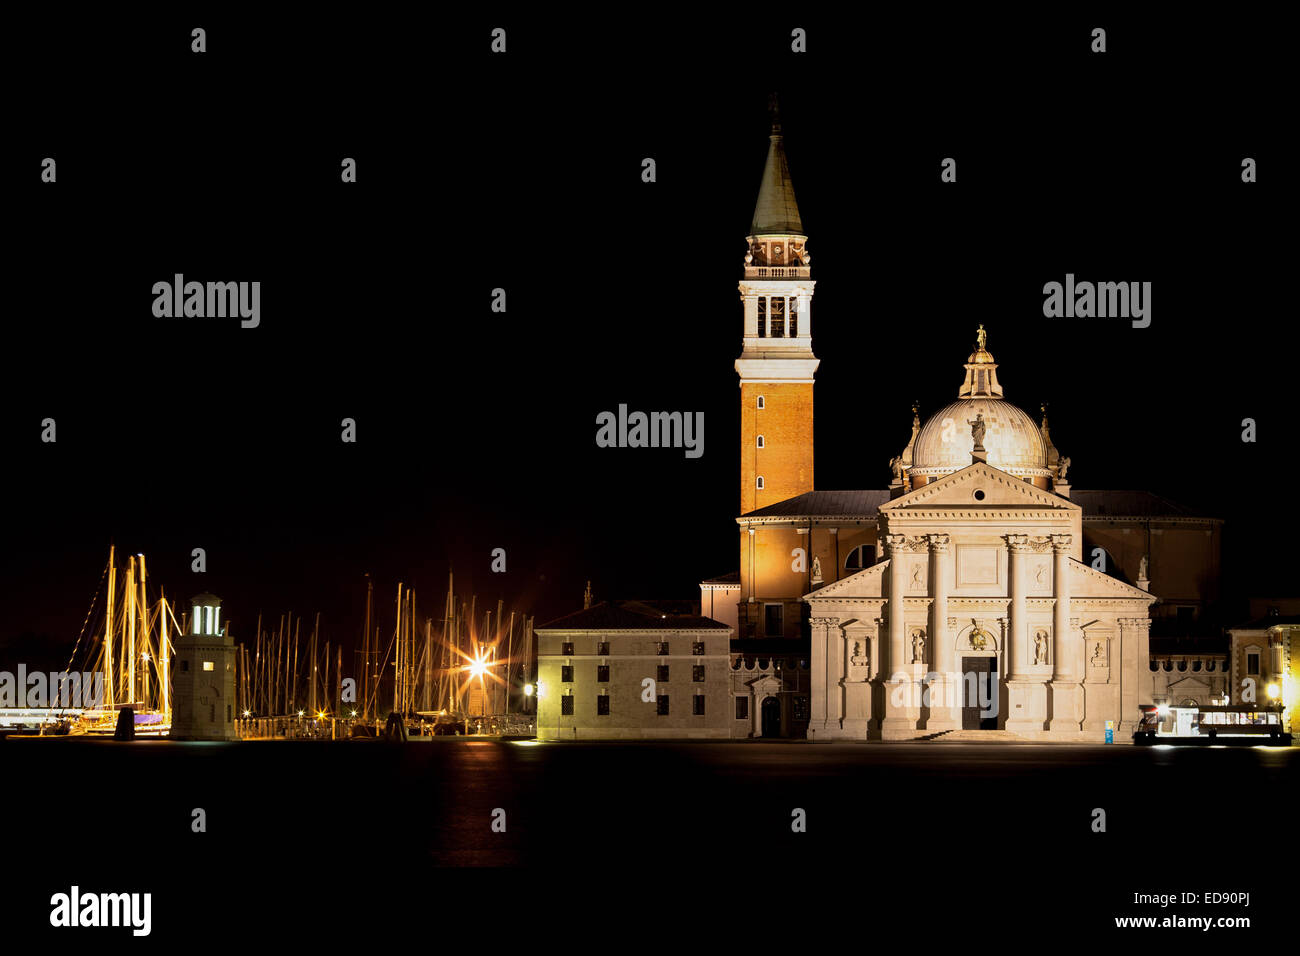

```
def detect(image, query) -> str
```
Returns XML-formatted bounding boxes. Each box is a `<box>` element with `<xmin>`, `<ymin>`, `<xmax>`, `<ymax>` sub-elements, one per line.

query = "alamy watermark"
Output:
<box><xmin>152</xmin><ymin>274</ymin><xmax>260</xmax><ymax>328</ymax></box>
<box><xmin>49</xmin><ymin>886</ymin><xmax>151</xmax><ymax>936</ymax></box>
<box><xmin>888</xmin><ymin>670</ymin><xmax>998</xmax><ymax>718</ymax></box>
<box><xmin>1043</xmin><ymin>273</ymin><xmax>1150</xmax><ymax>328</ymax></box>
<box><xmin>0</xmin><ymin>667</ymin><xmax>104</xmax><ymax>708</ymax></box>
<box><xmin>595</xmin><ymin>404</ymin><xmax>704</xmax><ymax>458</ymax></box>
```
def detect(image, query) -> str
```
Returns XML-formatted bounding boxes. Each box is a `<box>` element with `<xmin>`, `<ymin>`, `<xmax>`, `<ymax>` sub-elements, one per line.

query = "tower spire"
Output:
<box><xmin>750</xmin><ymin>95</ymin><xmax>802</xmax><ymax>237</ymax></box>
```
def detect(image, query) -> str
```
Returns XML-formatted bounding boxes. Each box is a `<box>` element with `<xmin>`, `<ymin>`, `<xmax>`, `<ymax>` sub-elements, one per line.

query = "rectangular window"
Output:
<box><xmin>764</xmin><ymin>604</ymin><xmax>784</xmax><ymax>637</ymax></box>
<box><xmin>735</xmin><ymin>696</ymin><xmax>749</xmax><ymax>720</ymax></box>
<box><xmin>227</xmin><ymin>704</ymin><xmax>232</xmax><ymax>723</ymax></box>
<box><xmin>209</xmin><ymin>704</ymin><xmax>215</xmax><ymax>722</ymax></box>
<box><xmin>597</xmin><ymin>665</ymin><xmax>609</xmax><ymax>682</ymax></box>
<box><xmin>562</xmin><ymin>641</ymin><xmax>574</xmax><ymax>656</ymax></box>
<box><xmin>770</xmin><ymin>297</ymin><xmax>785</xmax><ymax>337</ymax></box>
<box><xmin>793</xmin><ymin>696</ymin><xmax>810</xmax><ymax>721</ymax></box>
<box><xmin>757</xmin><ymin>297</ymin><xmax>766</xmax><ymax>337</ymax></box>
<box><xmin>693</xmin><ymin>695</ymin><xmax>705</xmax><ymax>716</ymax></box>
<box><xmin>181</xmin><ymin>660</ymin><xmax>189</xmax><ymax>673</ymax></box>
<box><xmin>692</xmin><ymin>641</ymin><xmax>705</xmax><ymax>655</ymax></box>
<box><xmin>692</xmin><ymin>665</ymin><xmax>705</xmax><ymax>682</ymax></box>
<box><xmin>202</xmin><ymin>661</ymin><xmax>214</xmax><ymax>672</ymax></box>
<box><xmin>561</xmin><ymin>665</ymin><xmax>574</xmax><ymax>682</ymax></box>
<box><xmin>657</xmin><ymin>641</ymin><xmax>670</xmax><ymax>656</ymax></box>
<box><xmin>657</xmin><ymin>695</ymin><xmax>670</xmax><ymax>715</ymax></box>
<box><xmin>561</xmin><ymin>695</ymin><xmax>574</xmax><ymax>716</ymax></box>
<box><xmin>597</xmin><ymin>641</ymin><xmax>610</xmax><ymax>656</ymax></box>
<box><xmin>1177</xmin><ymin>607</ymin><xmax>1194</xmax><ymax>632</ymax></box>
<box><xmin>789</xmin><ymin>297</ymin><xmax>799</xmax><ymax>336</ymax></box>
<box><xmin>657</xmin><ymin>664</ymin><xmax>670</xmax><ymax>682</ymax></box>
<box><xmin>597</xmin><ymin>695</ymin><xmax>610</xmax><ymax>716</ymax></box>
<box><xmin>1247</xmin><ymin>653</ymin><xmax>1259</xmax><ymax>675</ymax></box>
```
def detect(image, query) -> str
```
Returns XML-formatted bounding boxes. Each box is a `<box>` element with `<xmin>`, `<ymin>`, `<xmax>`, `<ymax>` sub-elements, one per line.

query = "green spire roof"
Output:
<box><xmin>750</xmin><ymin>114</ymin><xmax>803</xmax><ymax>236</ymax></box>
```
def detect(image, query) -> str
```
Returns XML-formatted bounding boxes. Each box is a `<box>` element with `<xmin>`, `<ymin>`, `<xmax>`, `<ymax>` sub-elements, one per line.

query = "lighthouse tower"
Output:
<box><xmin>735</xmin><ymin>99</ymin><xmax>818</xmax><ymax>515</ymax></box>
<box><xmin>170</xmin><ymin>593</ymin><xmax>239</xmax><ymax>741</ymax></box>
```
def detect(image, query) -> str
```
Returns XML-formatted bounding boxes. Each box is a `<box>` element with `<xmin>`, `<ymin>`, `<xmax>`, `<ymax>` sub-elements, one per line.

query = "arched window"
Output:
<box><xmin>756</xmin><ymin>476</ymin><xmax>765</xmax><ymax>490</ymax></box>
<box><xmin>756</xmin><ymin>395</ymin><xmax>765</xmax><ymax>410</ymax></box>
<box><xmin>845</xmin><ymin>544</ymin><xmax>876</xmax><ymax>569</ymax></box>
<box><xmin>756</xmin><ymin>435</ymin><xmax>765</xmax><ymax>448</ymax></box>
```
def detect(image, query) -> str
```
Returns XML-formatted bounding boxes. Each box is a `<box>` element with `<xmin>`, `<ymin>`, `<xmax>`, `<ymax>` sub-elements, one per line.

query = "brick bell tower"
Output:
<box><xmin>736</xmin><ymin>96</ymin><xmax>818</xmax><ymax>515</ymax></box>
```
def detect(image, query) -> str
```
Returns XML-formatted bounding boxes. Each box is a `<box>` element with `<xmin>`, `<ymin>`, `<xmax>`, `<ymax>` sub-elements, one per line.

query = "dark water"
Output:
<box><xmin>4</xmin><ymin>738</ymin><xmax>1293</xmax><ymax>944</ymax></box>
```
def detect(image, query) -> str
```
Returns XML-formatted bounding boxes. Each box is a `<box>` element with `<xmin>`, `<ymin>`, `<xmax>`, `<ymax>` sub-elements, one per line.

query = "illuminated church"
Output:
<box><xmin>713</xmin><ymin>108</ymin><xmax>1172</xmax><ymax>741</ymax></box>
<box><xmin>535</xmin><ymin>108</ymin><xmax>1247</xmax><ymax>742</ymax></box>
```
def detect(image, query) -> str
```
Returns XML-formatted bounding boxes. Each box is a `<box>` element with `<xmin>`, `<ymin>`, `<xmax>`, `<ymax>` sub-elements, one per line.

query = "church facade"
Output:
<box><xmin>539</xmin><ymin>107</ymin><xmax>1231</xmax><ymax>742</ymax></box>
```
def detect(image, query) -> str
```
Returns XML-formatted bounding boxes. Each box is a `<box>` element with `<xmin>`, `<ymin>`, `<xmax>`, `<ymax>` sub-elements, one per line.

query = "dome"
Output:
<box><xmin>903</xmin><ymin>326</ymin><xmax>1052</xmax><ymax>482</ymax></box>
<box><xmin>911</xmin><ymin>398</ymin><xmax>1049</xmax><ymax>479</ymax></box>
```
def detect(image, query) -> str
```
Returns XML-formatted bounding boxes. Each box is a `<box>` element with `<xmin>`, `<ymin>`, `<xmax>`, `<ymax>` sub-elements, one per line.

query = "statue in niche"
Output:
<box><xmin>1034</xmin><ymin>630</ymin><xmax>1048</xmax><ymax>664</ymax></box>
<box><xmin>911</xmin><ymin>629</ymin><xmax>926</xmax><ymax>663</ymax></box>
<box><xmin>811</xmin><ymin>555</ymin><xmax>823</xmax><ymax>585</ymax></box>
<box><xmin>1138</xmin><ymin>555</ymin><xmax>1149</xmax><ymax>580</ymax></box>
<box><xmin>1057</xmin><ymin>456</ymin><xmax>1071</xmax><ymax>481</ymax></box>
<box><xmin>968</xmin><ymin>413</ymin><xmax>987</xmax><ymax>451</ymax></box>
<box><xmin>850</xmin><ymin>641</ymin><xmax>869</xmax><ymax>668</ymax></box>
<box><xmin>1091</xmin><ymin>641</ymin><xmax>1106</xmax><ymax>666</ymax></box>
<box><xmin>1034</xmin><ymin>563</ymin><xmax>1047</xmax><ymax>586</ymax></box>
<box><xmin>911</xmin><ymin>563</ymin><xmax>923</xmax><ymax>588</ymax></box>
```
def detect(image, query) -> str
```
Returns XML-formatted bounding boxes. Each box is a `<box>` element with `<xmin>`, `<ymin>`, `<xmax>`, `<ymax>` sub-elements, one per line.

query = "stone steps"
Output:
<box><xmin>923</xmin><ymin>729</ymin><xmax>1027</xmax><ymax>742</ymax></box>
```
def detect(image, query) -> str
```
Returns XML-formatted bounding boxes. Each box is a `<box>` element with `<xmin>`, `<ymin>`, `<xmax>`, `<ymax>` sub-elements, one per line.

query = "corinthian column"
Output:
<box><xmin>1047</xmin><ymin>533</ymin><xmax>1082</xmax><ymax>735</ymax></box>
<box><xmin>1050</xmin><ymin>534</ymin><xmax>1073</xmax><ymax>681</ymax></box>
<box><xmin>926</xmin><ymin>533</ymin><xmax>959</xmax><ymax>730</ymax></box>
<box><xmin>1004</xmin><ymin>534</ymin><xmax>1029</xmax><ymax>679</ymax></box>
<box><xmin>881</xmin><ymin>533</ymin><xmax>916</xmax><ymax>739</ymax></box>
<box><xmin>885</xmin><ymin>534</ymin><xmax>908</xmax><ymax>675</ymax></box>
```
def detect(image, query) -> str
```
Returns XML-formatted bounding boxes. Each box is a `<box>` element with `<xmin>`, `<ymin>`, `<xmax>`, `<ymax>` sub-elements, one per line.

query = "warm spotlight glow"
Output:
<box><xmin>242</xmin><ymin>710</ymin><xmax>251</xmax><ymax>717</ymax></box>
<box><xmin>469</xmin><ymin>649</ymin><xmax>489</xmax><ymax>679</ymax></box>
<box><xmin>297</xmin><ymin>710</ymin><xmax>304</xmax><ymax>718</ymax></box>
<box><xmin>1266</xmin><ymin>683</ymin><xmax>1280</xmax><ymax>699</ymax></box>
<box><xmin>524</xmin><ymin>683</ymin><xmax>535</xmax><ymax>697</ymax></box>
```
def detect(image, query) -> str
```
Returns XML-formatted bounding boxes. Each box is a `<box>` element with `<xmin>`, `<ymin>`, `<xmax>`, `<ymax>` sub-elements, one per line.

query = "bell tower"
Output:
<box><xmin>736</xmin><ymin>97</ymin><xmax>818</xmax><ymax>515</ymax></box>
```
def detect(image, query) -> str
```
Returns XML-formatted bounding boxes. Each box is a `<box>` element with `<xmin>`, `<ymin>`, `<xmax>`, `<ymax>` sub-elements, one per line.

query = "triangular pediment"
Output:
<box><xmin>881</xmin><ymin>462</ymin><xmax>1079</xmax><ymax>512</ymax></box>
<box><xmin>1070</xmin><ymin>560</ymin><xmax>1158</xmax><ymax>602</ymax></box>
<box><xmin>804</xmin><ymin>561</ymin><xmax>886</xmax><ymax>600</ymax></box>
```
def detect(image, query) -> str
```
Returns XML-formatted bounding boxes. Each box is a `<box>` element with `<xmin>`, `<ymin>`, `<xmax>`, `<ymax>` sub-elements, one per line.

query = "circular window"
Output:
<box><xmin>974</xmin><ymin>490</ymin><xmax>986</xmax><ymax>501</ymax></box>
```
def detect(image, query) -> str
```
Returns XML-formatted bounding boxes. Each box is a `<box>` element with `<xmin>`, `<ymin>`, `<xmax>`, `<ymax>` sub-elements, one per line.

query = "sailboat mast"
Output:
<box><xmin>125</xmin><ymin>557</ymin><xmax>136</xmax><ymax>706</ymax></box>
<box><xmin>394</xmin><ymin>583</ymin><xmax>403</xmax><ymax>715</ymax></box>
<box><xmin>362</xmin><ymin>574</ymin><xmax>372</xmax><ymax>720</ymax></box>
<box><xmin>105</xmin><ymin>547</ymin><xmax>116</xmax><ymax>709</ymax></box>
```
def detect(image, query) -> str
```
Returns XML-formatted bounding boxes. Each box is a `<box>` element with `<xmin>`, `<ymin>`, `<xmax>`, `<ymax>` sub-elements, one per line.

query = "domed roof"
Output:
<box><xmin>908</xmin><ymin>326</ymin><xmax>1050</xmax><ymax>480</ymax></box>
<box><xmin>911</xmin><ymin>398</ymin><xmax>1049</xmax><ymax>478</ymax></box>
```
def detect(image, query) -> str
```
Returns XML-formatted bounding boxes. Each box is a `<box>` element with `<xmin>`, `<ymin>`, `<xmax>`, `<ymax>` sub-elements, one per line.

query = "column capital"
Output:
<box><xmin>884</xmin><ymin>533</ymin><xmax>908</xmax><ymax>554</ymax></box>
<box><xmin>1049</xmin><ymin>533</ymin><xmax>1073</xmax><ymax>552</ymax></box>
<box><xmin>809</xmin><ymin>617</ymin><xmax>839</xmax><ymax>629</ymax></box>
<box><xmin>1003</xmin><ymin>533</ymin><xmax>1030</xmax><ymax>551</ymax></box>
<box><xmin>926</xmin><ymin>533</ymin><xmax>951</xmax><ymax>551</ymax></box>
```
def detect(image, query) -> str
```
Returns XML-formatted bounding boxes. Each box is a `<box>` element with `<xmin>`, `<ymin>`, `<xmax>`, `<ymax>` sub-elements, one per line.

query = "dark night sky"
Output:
<box><xmin>3</xmin><ymin>11</ymin><xmax>1292</xmax><ymax>670</ymax></box>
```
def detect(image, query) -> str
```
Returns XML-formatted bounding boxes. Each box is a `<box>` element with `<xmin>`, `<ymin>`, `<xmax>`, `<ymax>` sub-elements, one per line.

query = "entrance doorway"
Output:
<box><xmin>961</xmin><ymin>657</ymin><xmax>998</xmax><ymax>730</ymax></box>
<box><xmin>760</xmin><ymin>696</ymin><xmax>781</xmax><ymax>737</ymax></box>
